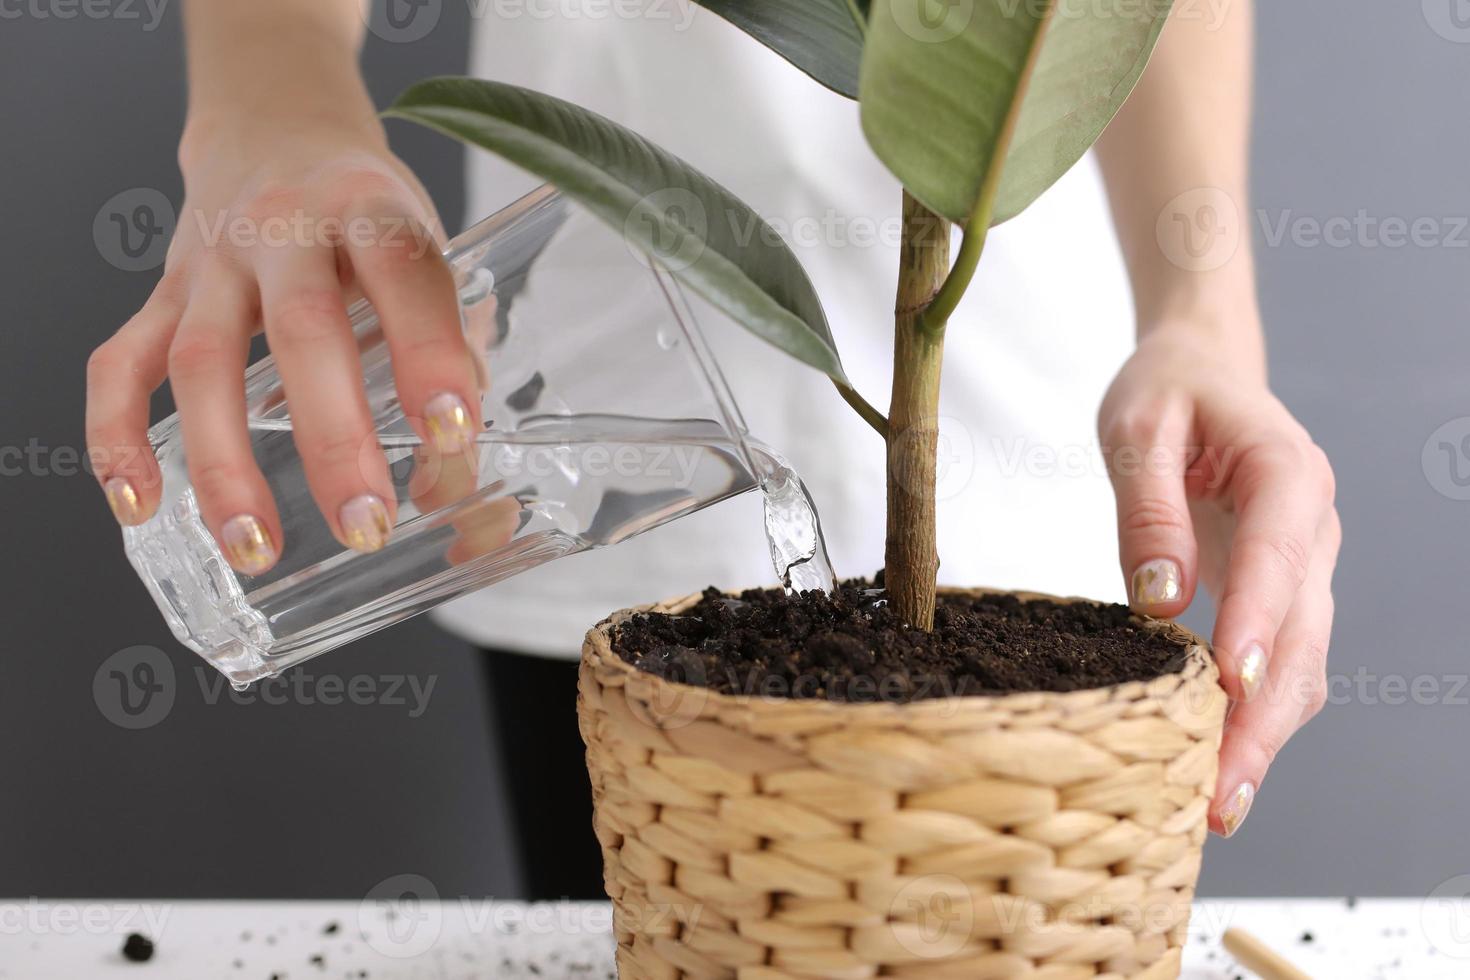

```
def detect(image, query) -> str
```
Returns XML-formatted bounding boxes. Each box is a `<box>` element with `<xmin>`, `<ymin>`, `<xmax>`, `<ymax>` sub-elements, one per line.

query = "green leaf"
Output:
<box><xmin>859</xmin><ymin>0</ymin><xmax>1172</xmax><ymax>225</ymax></box>
<box><xmin>692</xmin><ymin>0</ymin><xmax>868</xmax><ymax>98</ymax></box>
<box><xmin>386</xmin><ymin>77</ymin><xmax>848</xmax><ymax>384</ymax></box>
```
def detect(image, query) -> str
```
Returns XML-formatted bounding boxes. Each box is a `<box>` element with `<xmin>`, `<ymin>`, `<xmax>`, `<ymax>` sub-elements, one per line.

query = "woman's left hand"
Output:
<box><xmin>1098</xmin><ymin>325</ymin><xmax>1341</xmax><ymax>838</ymax></box>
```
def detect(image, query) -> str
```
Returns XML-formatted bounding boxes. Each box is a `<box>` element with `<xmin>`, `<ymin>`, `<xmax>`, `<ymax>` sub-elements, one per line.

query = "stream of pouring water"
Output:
<box><xmin>751</xmin><ymin>447</ymin><xmax>836</xmax><ymax>595</ymax></box>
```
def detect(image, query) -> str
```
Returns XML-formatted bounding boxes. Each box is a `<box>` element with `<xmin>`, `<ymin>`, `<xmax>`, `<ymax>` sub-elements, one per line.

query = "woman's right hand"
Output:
<box><xmin>86</xmin><ymin>105</ymin><xmax>481</xmax><ymax>574</ymax></box>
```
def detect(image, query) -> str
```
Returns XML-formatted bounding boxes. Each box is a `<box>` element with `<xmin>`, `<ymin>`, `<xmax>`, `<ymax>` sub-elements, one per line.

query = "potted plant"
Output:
<box><xmin>387</xmin><ymin>1</ymin><xmax>1228</xmax><ymax>975</ymax></box>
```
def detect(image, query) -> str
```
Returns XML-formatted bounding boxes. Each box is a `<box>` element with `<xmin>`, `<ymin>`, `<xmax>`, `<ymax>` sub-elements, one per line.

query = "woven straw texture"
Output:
<box><xmin>578</xmin><ymin>588</ymin><xmax>1227</xmax><ymax>980</ymax></box>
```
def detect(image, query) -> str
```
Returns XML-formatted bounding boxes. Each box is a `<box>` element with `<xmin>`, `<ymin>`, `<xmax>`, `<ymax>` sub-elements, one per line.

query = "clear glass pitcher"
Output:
<box><xmin>124</xmin><ymin>185</ymin><xmax>830</xmax><ymax>685</ymax></box>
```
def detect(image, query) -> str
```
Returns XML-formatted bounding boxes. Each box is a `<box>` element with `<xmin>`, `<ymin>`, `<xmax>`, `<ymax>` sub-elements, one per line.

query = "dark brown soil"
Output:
<box><xmin>611</xmin><ymin>581</ymin><xmax>1191</xmax><ymax>704</ymax></box>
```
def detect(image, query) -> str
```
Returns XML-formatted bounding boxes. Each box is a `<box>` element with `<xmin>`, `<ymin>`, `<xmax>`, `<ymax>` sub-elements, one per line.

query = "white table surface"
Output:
<box><xmin>0</xmin><ymin>898</ymin><xmax>1463</xmax><ymax>979</ymax></box>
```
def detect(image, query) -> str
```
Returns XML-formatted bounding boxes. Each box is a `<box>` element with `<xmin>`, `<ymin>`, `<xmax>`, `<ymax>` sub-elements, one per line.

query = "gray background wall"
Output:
<box><xmin>0</xmin><ymin>1</ymin><xmax>1465</xmax><ymax>901</ymax></box>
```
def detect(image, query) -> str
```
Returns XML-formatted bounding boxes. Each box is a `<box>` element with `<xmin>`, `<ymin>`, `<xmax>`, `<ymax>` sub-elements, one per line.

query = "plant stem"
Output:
<box><xmin>885</xmin><ymin>191</ymin><xmax>951</xmax><ymax>630</ymax></box>
<box><xmin>834</xmin><ymin>380</ymin><xmax>889</xmax><ymax>437</ymax></box>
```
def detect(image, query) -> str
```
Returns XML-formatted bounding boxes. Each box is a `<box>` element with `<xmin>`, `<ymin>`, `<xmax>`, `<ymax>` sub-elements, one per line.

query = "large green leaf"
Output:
<box><xmin>692</xmin><ymin>0</ymin><xmax>868</xmax><ymax>98</ymax></box>
<box><xmin>859</xmin><ymin>0</ymin><xmax>1171</xmax><ymax>225</ymax></box>
<box><xmin>386</xmin><ymin>77</ymin><xmax>848</xmax><ymax>383</ymax></box>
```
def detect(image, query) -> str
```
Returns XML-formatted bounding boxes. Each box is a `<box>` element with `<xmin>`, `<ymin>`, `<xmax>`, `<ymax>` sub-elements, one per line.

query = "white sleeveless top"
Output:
<box><xmin>432</xmin><ymin>2</ymin><xmax>1136</xmax><ymax>657</ymax></box>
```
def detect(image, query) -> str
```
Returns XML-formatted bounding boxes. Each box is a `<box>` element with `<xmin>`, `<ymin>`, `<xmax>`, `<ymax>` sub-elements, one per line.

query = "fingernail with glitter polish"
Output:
<box><xmin>1219</xmin><ymin>781</ymin><xmax>1255</xmax><ymax>837</ymax></box>
<box><xmin>221</xmin><ymin>514</ymin><xmax>278</xmax><ymax>575</ymax></box>
<box><xmin>1238</xmin><ymin>643</ymin><xmax>1267</xmax><ymax>701</ymax></box>
<box><xmin>104</xmin><ymin>476</ymin><xmax>145</xmax><ymax>526</ymax></box>
<box><xmin>1131</xmin><ymin>558</ymin><xmax>1182</xmax><ymax>608</ymax></box>
<box><xmin>340</xmin><ymin>494</ymin><xmax>391</xmax><ymax>553</ymax></box>
<box><xmin>424</xmin><ymin>392</ymin><xmax>475</xmax><ymax>455</ymax></box>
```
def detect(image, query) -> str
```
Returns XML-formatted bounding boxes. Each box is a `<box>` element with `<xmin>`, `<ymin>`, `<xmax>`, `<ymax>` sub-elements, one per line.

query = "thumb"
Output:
<box><xmin>1105</xmin><ymin>424</ymin><xmax>1199</xmax><ymax>618</ymax></box>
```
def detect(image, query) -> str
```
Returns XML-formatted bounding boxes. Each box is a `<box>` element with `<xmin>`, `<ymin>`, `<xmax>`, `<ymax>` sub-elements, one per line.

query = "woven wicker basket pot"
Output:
<box><xmin>577</xmin><ymin>588</ymin><xmax>1227</xmax><ymax>980</ymax></box>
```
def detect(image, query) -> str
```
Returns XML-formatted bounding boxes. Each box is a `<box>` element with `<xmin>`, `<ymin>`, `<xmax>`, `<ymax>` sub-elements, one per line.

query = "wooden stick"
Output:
<box><xmin>1222</xmin><ymin>927</ymin><xmax>1315</xmax><ymax>980</ymax></box>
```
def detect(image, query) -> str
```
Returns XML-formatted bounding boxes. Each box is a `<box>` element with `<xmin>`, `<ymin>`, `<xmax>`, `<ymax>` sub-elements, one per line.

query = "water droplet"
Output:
<box><xmin>231</xmin><ymin>680</ymin><xmax>251</xmax><ymax>693</ymax></box>
<box><xmin>458</xmin><ymin>267</ymin><xmax>496</xmax><ymax>307</ymax></box>
<box><xmin>655</xmin><ymin>326</ymin><xmax>681</xmax><ymax>350</ymax></box>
